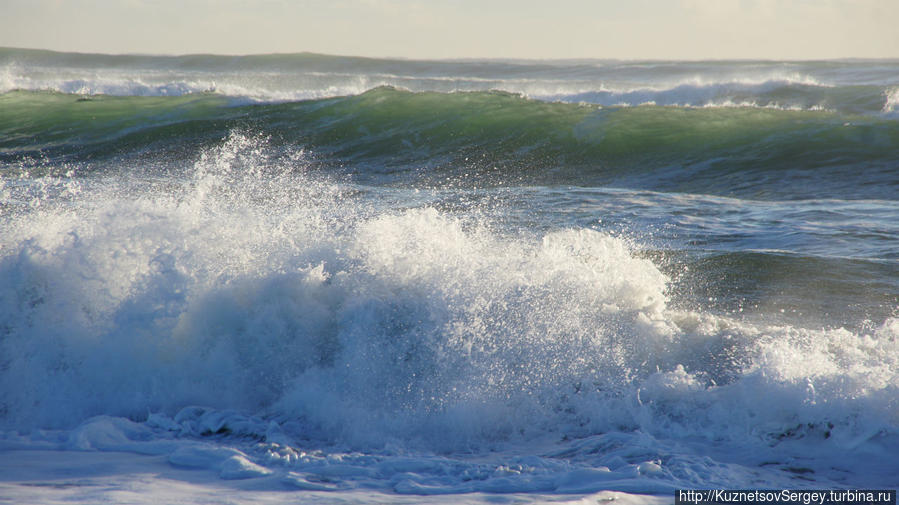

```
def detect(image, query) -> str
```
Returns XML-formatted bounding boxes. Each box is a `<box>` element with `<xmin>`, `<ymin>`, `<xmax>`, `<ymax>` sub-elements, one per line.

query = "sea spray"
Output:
<box><xmin>2</xmin><ymin>52</ymin><xmax>898</xmax><ymax>496</ymax></box>
<box><xmin>1</xmin><ymin>131</ymin><xmax>896</xmax><ymax>456</ymax></box>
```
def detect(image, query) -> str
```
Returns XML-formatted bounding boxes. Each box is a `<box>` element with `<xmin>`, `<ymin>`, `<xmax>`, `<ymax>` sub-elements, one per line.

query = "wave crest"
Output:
<box><xmin>1</xmin><ymin>132</ymin><xmax>896</xmax><ymax>455</ymax></box>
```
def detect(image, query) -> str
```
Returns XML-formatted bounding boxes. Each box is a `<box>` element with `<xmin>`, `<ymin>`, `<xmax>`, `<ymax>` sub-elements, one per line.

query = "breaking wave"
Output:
<box><xmin>2</xmin><ymin>133</ymin><xmax>896</xmax><ymax>459</ymax></box>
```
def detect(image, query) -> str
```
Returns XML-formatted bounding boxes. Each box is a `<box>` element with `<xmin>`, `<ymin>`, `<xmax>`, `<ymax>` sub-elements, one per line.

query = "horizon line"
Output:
<box><xmin>5</xmin><ymin>45</ymin><xmax>899</xmax><ymax>64</ymax></box>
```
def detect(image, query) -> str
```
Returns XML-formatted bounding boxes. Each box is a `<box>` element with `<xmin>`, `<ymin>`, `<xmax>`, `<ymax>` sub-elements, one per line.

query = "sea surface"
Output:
<box><xmin>1</xmin><ymin>47</ymin><xmax>898</xmax><ymax>503</ymax></box>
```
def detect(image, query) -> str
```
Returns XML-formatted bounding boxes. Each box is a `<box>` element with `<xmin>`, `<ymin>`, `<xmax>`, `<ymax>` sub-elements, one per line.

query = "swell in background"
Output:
<box><xmin>1</xmin><ymin>50</ymin><xmax>898</xmax><ymax>489</ymax></box>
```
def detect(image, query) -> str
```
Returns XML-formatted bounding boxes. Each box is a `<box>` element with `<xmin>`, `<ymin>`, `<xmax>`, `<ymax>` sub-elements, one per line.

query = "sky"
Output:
<box><xmin>1</xmin><ymin>0</ymin><xmax>897</xmax><ymax>60</ymax></box>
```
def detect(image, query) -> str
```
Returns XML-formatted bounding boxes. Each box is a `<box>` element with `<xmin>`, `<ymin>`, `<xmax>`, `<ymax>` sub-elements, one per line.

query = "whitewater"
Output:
<box><xmin>1</xmin><ymin>48</ymin><xmax>898</xmax><ymax>504</ymax></box>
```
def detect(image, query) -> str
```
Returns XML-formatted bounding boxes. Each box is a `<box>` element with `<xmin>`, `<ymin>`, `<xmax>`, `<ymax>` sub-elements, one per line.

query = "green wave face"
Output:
<box><xmin>3</xmin><ymin>87</ymin><xmax>898</xmax><ymax>199</ymax></box>
<box><xmin>0</xmin><ymin>91</ymin><xmax>234</xmax><ymax>158</ymax></box>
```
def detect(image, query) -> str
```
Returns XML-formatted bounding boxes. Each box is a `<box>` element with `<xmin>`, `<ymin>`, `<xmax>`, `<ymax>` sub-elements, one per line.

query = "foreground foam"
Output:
<box><xmin>4</xmin><ymin>51</ymin><xmax>899</xmax><ymax>502</ymax></box>
<box><xmin>2</xmin><ymin>132</ymin><xmax>897</xmax><ymax>446</ymax></box>
<box><xmin>1</xmin><ymin>131</ymin><xmax>898</xmax><ymax>498</ymax></box>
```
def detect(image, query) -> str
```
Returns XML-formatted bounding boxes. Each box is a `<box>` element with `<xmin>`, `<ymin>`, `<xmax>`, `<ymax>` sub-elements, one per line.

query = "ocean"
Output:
<box><xmin>1</xmin><ymin>47</ymin><xmax>898</xmax><ymax>503</ymax></box>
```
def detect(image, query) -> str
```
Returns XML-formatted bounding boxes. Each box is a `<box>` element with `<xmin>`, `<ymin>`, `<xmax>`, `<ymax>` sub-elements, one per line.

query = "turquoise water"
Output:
<box><xmin>1</xmin><ymin>48</ymin><xmax>898</xmax><ymax>496</ymax></box>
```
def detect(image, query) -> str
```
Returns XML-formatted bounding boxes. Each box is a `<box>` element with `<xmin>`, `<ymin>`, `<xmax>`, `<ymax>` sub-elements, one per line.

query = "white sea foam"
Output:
<box><xmin>5</xmin><ymin>55</ymin><xmax>895</xmax><ymax>115</ymax></box>
<box><xmin>883</xmin><ymin>86</ymin><xmax>899</xmax><ymax>115</ymax></box>
<box><xmin>534</xmin><ymin>77</ymin><xmax>833</xmax><ymax>110</ymax></box>
<box><xmin>0</xmin><ymin>69</ymin><xmax>823</xmax><ymax>107</ymax></box>
<box><xmin>1</xmin><ymin>132</ymin><xmax>898</xmax><ymax>499</ymax></box>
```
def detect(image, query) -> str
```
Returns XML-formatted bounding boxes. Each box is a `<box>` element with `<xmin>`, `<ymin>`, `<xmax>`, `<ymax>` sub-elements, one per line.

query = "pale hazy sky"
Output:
<box><xmin>2</xmin><ymin>0</ymin><xmax>897</xmax><ymax>60</ymax></box>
